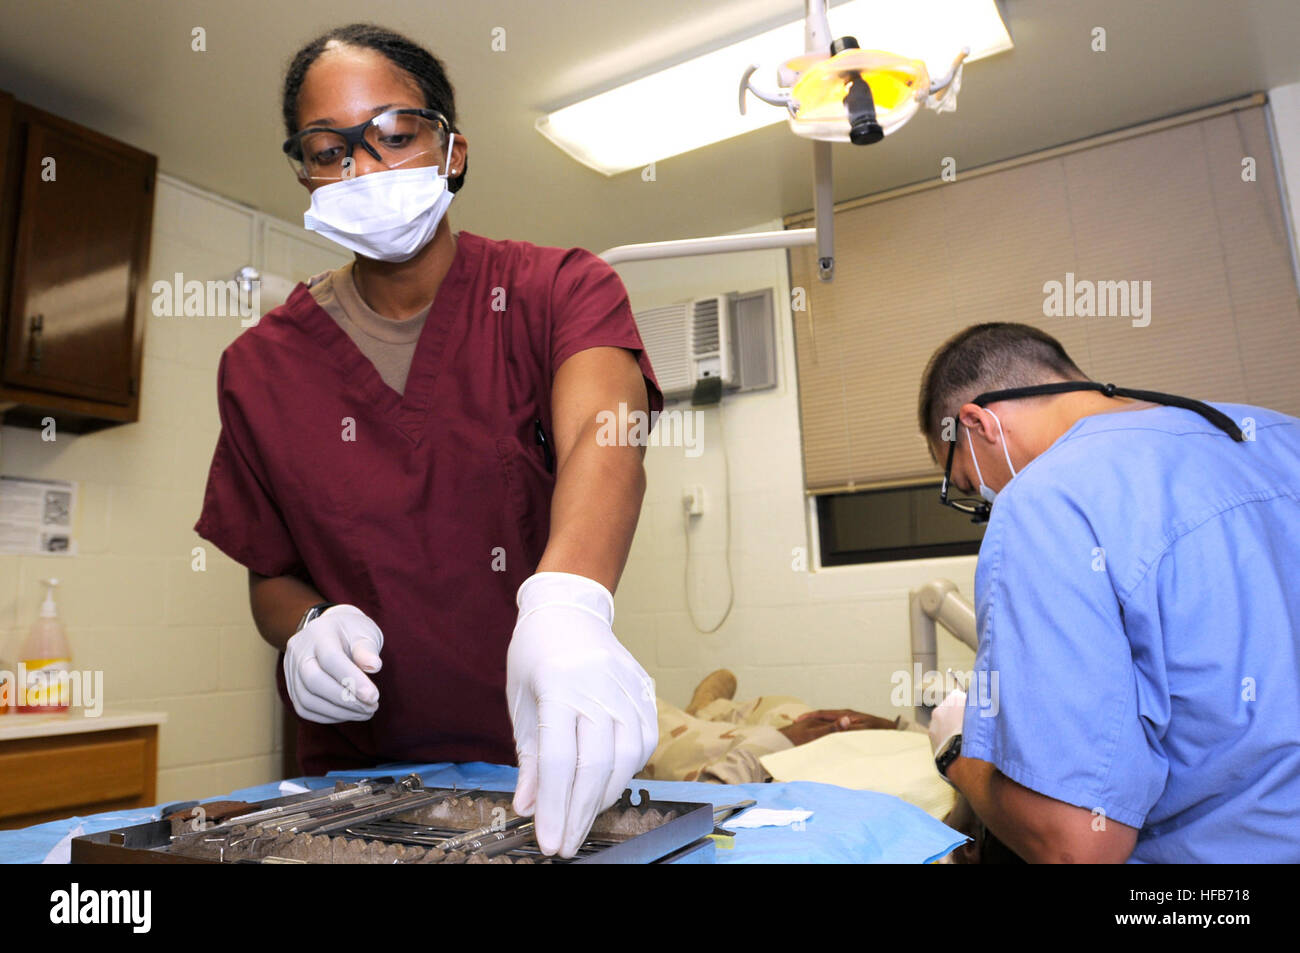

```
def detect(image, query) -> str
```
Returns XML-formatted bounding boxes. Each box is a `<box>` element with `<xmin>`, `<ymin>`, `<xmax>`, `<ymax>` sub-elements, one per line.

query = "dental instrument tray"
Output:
<box><xmin>69</xmin><ymin>775</ymin><xmax>716</xmax><ymax>864</ymax></box>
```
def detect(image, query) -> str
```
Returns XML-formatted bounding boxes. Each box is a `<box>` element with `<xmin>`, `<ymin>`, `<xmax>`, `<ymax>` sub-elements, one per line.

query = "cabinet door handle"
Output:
<box><xmin>28</xmin><ymin>314</ymin><xmax>43</xmax><ymax>368</ymax></box>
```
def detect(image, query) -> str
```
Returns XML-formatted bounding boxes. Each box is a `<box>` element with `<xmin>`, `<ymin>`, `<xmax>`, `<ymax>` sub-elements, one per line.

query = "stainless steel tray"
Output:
<box><xmin>70</xmin><ymin>781</ymin><xmax>715</xmax><ymax>865</ymax></box>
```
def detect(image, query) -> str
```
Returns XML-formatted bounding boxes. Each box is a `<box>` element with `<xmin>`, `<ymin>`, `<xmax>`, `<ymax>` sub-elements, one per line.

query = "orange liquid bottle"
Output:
<box><xmin>17</xmin><ymin>579</ymin><xmax>71</xmax><ymax>714</ymax></box>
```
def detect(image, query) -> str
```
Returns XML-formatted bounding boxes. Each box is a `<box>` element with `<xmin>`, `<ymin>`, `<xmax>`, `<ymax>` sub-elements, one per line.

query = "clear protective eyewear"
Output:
<box><xmin>283</xmin><ymin>107</ymin><xmax>451</xmax><ymax>183</ymax></box>
<box><xmin>938</xmin><ymin>381</ymin><xmax>1245</xmax><ymax>524</ymax></box>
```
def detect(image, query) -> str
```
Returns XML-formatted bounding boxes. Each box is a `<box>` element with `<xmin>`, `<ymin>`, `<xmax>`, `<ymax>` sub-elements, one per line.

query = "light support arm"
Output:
<box><xmin>813</xmin><ymin>140</ymin><xmax>835</xmax><ymax>279</ymax></box>
<box><xmin>602</xmin><ymin>0</ymin><xmax>855</xmax><ymax>278</ymax></box>
<box><xmin>599</xmin><ymin>227</ymin><xmax>815</xmax><ymax>266</ymax></box>
<box><xmin>805</xmin><ymin>0</ymin><xmax>832</xmax><ymax>53</ymax></box>
<box><xmin>908</xmin><ymin>579</ymin><xmax>978</xmax><ymax>724</ymax></box>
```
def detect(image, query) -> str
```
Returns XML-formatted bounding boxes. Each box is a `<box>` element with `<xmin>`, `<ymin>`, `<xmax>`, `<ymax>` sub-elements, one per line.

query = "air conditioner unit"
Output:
<box><xmin>633</xmin><ymin>289</ymin><xmax>777</xmax><ymax>402</ymax></box>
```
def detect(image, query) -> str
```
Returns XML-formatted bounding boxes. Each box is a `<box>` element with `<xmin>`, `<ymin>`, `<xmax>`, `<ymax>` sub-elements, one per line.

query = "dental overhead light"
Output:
<box><xmin>591</xmin><ymin>0</ymin><xmax>1011</xmax><ymax>281</ymax></box>
<box><xmin>740</xmin><ymin>38</ymin><xmax>967</xmax><ymax>145</ymax></box>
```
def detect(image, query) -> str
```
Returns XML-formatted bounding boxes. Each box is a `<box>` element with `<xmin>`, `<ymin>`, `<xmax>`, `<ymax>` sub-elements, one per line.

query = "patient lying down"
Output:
<box><xmin>636</xmin><ymin>669</ymin><xmax>912</xmax><ymax>785</ymax></box>
<box><xmin>636</xmin><ymin>669</ymin><xmax>989</xmax><ymax>862</ymax></box>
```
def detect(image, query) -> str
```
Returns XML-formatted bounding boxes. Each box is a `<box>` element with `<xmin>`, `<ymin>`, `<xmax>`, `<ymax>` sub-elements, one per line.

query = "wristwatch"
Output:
<box><xmin>295</xmin><ymin>602</ymin><xmax>336</xmax><ymax>633</ymax></box>
<box><xmin>934</xmin><ymin>733</ymin><xmax>963</xmax><ymax>786</ymax></box>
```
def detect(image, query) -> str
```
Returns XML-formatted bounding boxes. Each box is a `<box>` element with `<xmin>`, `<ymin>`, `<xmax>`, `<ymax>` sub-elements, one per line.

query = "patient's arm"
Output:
<box><xmin>947</xmin><ymin>757</ymin><xmax>1138</xmax><ymax>863</ymax></box>
<box><xmin>778</xmin><ymin>709</ymin><xmax>900</xmax><ymax>746</ymax></box>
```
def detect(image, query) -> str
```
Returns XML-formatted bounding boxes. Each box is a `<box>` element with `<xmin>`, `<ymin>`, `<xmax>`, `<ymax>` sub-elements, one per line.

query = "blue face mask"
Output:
<box><xmin>964</xmin><ymin>408</ymin><xmax>1017</xmax><ymax>503</ymax></box>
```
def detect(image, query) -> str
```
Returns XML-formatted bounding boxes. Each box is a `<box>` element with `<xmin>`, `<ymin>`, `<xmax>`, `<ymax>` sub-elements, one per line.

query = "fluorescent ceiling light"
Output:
<box><xmin>537</xmin><ymin>0</ymin><xmax>1012</xmax><ymax>175</ymax></box>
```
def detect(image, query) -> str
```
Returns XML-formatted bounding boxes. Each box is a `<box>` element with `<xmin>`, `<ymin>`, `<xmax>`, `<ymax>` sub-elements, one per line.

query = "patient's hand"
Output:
<box><xmin>778</xmin><ymin>709</ymin><xmax>900</xmax><ymax>746</ymax></box>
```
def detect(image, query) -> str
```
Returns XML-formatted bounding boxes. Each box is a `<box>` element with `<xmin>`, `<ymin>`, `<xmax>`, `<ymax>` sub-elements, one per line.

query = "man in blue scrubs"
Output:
<box><xmin>918</xmin><ymin>322</ymin><xmax>1300</xmax><ymax>863</ymax></box>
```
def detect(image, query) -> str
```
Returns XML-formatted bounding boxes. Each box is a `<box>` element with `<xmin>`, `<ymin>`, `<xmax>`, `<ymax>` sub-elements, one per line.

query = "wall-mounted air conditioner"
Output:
<box><xmin>633</xmin><ymin>289</ymin><xmax>777</xmax><ymax>402</ymax></box>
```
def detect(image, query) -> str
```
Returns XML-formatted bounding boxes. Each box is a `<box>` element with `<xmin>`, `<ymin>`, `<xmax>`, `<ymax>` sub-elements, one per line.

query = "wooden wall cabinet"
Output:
<box><xmin>0</xmin><ymin>90</ymin><xmax>157</xmax><ymax>432</ymax></box>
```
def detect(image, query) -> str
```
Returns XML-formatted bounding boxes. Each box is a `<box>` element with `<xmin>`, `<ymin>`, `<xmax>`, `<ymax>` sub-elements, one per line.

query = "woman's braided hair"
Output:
<box><xmin>282</xmin><ymin>22</ymin><xmax>466</xmax><ymax>193</ymax></box>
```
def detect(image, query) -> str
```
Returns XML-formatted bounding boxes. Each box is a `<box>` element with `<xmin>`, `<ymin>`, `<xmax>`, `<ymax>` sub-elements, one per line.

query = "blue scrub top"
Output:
<box><xmin>963</xmin><ymin>401</ymin><xmax>1300</xmax><ymax>863</ymax></box>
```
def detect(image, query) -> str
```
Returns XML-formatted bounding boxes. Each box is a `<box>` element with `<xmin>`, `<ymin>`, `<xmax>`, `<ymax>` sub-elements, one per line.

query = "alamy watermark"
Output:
<box><xmin>890</xmin><ymin>663</ymin><xmax>1000</xmax><ymax>718</ymax></box>
<box><xmin>1043</xmin><ymin>272</ymin><xmax>1151</xmax><ymax>328</ymax></box>
<box><xmin>595</xmin><ymin>403</ymin><xmax>704</xmax><ymax>457</ymax></box>
<box><xmin>151</xmin><ymin>272</ymin><xmax>261</xmax><ymax>327</ymax></box>
<box><xmin>1</xmin><ymin>665</ymin><xmax>104</xmax><ymax>716</ymax></box>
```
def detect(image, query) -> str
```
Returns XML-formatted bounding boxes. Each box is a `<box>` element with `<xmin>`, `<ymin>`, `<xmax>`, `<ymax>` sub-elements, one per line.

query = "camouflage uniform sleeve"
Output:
<box><xmin>641</xmin><ymin>703</ymin><xmax>795</xmax><ymax>783</ymax></box>
<box><xmin>699</xmin><ymin>726</ymin><xmax>794</xmax><ymax>784</ymax></box>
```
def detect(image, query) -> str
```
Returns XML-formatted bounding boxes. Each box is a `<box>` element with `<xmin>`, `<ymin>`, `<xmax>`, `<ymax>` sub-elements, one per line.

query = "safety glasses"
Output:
<box><xmin>937</xmin><ymin>381</ymin><xmax>1244</xmax><ymax>523</ymax></box>
<box><xmin>939</xmin><ymin>437</ymin><xmax>991</xmax><ymax>522</ymax></box>
<box><xmin>283</xmin><ymin>108</ymin><xmax>450</xmax><ymax>183</ymax></box>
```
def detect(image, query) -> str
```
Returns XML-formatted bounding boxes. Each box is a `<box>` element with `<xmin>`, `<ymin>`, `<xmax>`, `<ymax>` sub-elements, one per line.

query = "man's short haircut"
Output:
<box><xmin>918</xmin><ymin>323</ymin><xmax>1088</xmax><ymax>440</ymax></box>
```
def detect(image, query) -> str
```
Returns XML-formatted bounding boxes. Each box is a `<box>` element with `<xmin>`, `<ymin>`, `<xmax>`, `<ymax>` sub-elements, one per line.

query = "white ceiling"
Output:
<box><xmin>1</xmin><ymin>0</ymin><xmax>1298</xmax><ymax>255</ymax></box>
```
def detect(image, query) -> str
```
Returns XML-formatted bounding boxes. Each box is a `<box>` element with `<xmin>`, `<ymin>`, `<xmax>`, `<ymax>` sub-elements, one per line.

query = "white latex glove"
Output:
<box><xmin>506</xmin><ymin>571</ymin><xmax>658</xmax><ymax>858</ymax></box>
<box><xmin>928</xmin><ymin>688</ymin><xmax>968</xmax><ymax>755</ymax></box>
<box><xmin>283</xmin><ymin>604</ymin><xmax>383</xmax><ymax>724</ymax></box>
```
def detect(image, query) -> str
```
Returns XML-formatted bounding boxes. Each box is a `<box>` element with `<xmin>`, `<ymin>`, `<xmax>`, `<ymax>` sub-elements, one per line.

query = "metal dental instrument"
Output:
<box><xmin>437</xmin><ymin>815</ymin><xmax>532</xmax><ymax>852</ymax></box>
<box><xmin>712</xmin><ymin>799</ymin><xmax>757</xmax><ymax>822</ymax></box>
<box><xmin>466</xmin><ymin>822</ymin><xmax>537</xmax><ymax>858</ymax></box>
<box><xmin>341</xmin><ymin>823</ymin><xmax>455</xmax><ymax>847</ymax></box>
<box><xmin>286</xmin><ymin>787</ymin><xmax>482</xmax><ymax>836</ymax></box>
<box><xmin>185</xmin><ymin>777</ymin><xmax>393</xmax><ymax>836</ymax></box>
<box><xmin>220</xmin><ymin>778</ymin><xmax>389</xmax><ymax>826</ymax></box>
<box><xmin>218</xmin><ymin>777</ymin><xmax>471</xmax><ymax>850</ymax></box>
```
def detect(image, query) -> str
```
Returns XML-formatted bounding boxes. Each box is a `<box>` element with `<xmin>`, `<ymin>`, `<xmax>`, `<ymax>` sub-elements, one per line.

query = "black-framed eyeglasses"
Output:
<box><xmin>938</xmin><ymin>381</ymin><xmax>1245</xmax><ymax>524</ymax></box>
<box><xmin>283</xmin><ymin>107</ymin><xmax>451</xmax><ymax>183</ymax></box>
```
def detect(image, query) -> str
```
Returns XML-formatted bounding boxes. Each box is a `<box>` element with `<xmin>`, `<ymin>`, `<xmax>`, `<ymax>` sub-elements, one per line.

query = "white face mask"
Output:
<box><xmin>302</xmin><ymin>135</ymin><xmax>456</xmax><ymax>262</ymax></box>
<box><xmin>965</xmin><ymin>408</ymin><xmax>1017</xmax><ymax>503</ymax></box>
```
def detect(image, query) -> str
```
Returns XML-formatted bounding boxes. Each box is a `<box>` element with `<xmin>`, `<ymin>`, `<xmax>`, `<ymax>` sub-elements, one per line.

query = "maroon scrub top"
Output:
<box><xmin>194</xmin><ymin>231</ymin><xmax>663</xmax><ymax>774</ymax></box>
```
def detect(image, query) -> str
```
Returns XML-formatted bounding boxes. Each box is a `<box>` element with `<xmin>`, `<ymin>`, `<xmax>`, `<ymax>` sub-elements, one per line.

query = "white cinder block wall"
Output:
<box><xmin>0</xmin><ymin>176</ymin><xmax>346</xmax><ymax>802</ymax></box>
<box><xmin>611</xmin><ymin>227</ymin><xmax>978</xmax><ymax>719</ymax></box>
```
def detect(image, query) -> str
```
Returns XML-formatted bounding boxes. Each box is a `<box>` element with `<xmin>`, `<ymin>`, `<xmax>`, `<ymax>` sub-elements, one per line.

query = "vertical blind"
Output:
<box><xmin>788</xmin><ymin>97</ymin><xmax>1300</xmax><ymax>494</ymax></box>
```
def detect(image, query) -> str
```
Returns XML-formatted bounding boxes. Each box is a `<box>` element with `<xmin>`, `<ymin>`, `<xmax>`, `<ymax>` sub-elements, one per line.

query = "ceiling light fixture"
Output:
<box><xmin>538</xmin><ymin>0</ymin><xmax>1012</xmax><ymax>175</ymax></box>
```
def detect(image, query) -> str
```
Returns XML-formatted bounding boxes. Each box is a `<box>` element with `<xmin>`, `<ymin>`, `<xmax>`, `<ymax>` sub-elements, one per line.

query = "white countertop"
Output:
<box><xmin>0</xmin><ymin>708</ymin><xmax>167</xmax><ymax>741</ymax></box>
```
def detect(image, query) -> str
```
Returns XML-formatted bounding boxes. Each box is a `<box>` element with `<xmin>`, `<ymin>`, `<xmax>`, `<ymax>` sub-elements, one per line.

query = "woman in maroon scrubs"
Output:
<box><xmin>194</xmin><ymin>23</ymin><xmax>662</xmax><ymax>858</ymax></box>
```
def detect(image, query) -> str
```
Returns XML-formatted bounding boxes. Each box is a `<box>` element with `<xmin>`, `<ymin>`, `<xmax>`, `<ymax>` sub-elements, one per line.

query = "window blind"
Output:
<box><xmin>788</xmin><ymin>97</ymin><xmax>1300</xmax><ymax>494</ymax></box>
